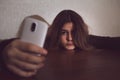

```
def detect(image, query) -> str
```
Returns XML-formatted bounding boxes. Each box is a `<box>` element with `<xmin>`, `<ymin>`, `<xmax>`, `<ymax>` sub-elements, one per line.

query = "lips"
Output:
<box><xmin>66</xmin><ymin>43</ymin><xmax>74</xmax><ymax>46</ymax></box>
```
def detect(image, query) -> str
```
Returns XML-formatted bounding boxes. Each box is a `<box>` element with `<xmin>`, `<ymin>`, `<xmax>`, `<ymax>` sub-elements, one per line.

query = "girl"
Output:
<box><xmin>0</xmin><ymin>10</ymin><xmax>120</xmax><ymax>78</ymax></box>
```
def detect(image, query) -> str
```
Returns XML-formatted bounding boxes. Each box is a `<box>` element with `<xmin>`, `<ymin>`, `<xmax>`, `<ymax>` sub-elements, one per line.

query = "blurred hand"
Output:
<box><xmin>2</xmin><ymin>39</ymin><xmax>47</xmax><ymax>77</ymax></box>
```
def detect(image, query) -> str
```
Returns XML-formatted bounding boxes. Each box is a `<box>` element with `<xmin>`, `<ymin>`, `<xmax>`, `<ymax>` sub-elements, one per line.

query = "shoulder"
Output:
<box><xmin>88</xmin><ymin>35</ymin><xmax>120</xmax><ymax>49</ymax></box>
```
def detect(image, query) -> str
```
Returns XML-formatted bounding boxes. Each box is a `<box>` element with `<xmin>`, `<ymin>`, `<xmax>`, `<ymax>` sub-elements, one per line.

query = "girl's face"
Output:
<box><xmin>60</xmin><ymin>22</ymin><xmax>75</xmax><ymax>50</ymax></box>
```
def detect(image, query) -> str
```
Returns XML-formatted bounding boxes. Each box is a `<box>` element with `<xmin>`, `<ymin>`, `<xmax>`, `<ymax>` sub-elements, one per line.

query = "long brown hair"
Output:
<box><xmin>47</xmin><ymin>10</ymin><xmax>91</xmax><ymax>50</ymax></box>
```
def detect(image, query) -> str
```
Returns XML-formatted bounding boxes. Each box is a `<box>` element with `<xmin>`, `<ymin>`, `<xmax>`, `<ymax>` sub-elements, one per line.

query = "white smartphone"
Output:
<box><xmin>20</xmin><ymin>17</ymin><xmax>48</xmax><ymax>48</ymax></box>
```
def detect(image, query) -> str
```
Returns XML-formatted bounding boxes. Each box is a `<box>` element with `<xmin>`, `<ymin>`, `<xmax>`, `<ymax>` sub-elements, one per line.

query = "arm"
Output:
<box><xmin>0</xmin><ymin>38</ymin><xmax>19</xmax><ymax>80</ymax></box>
<box><xmin>0</xmin><ymin>38</ymin><xmax>16</xmax><ymax>67</ymax></box>
<box><xmin>88</xmin><ymin>35</ymin><xmax>120</xmax><ymax>50</ymax></box>
<box><xmin>0</xmin><ymin>39</ymin><xmax>2</xmax><ymax>43</ymax></box>
<box><xmin>0</xmin><ymin>38</ymin><xmax>47</xmax><ymax>78</ymax></box>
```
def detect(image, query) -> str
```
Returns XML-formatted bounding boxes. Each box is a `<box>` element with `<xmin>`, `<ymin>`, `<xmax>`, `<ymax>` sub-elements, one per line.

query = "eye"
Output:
<box><xmin>61</xmin><ymin>30</ymin><xmax>67</xmax><ymax>35</ymax></box>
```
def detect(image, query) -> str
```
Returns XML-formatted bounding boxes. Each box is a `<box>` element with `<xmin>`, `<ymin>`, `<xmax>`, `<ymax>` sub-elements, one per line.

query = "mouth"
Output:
<box><xmin>65</xmin><ymin>43</ymin><xmax>75</xmax><ymax>50</ymax></box>
<box><xmin>66</xmin><ymin>43</ymin><xmax>74</xmax><ymax>46</ymax></box>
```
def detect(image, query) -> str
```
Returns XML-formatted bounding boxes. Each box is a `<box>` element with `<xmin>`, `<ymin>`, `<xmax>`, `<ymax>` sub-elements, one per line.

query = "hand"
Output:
<box><xmin>2</xmin><ymin>39</ymin><xmax>47</xmax><ymax>77</ymax></box>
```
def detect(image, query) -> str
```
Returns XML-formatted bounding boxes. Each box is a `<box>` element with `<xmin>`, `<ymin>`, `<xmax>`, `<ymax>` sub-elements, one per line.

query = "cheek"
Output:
<box><xmin>60</xmin><ymin>36</ymin><xmax>67</xmax><ymax>44</ymax></box>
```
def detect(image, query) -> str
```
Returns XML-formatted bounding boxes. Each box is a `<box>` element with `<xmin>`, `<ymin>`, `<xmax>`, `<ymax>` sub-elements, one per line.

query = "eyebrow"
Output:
<box><xmin>61</xmin><ymin>29</ymin><xmax>68</xmax><ymax>31</ymax></box>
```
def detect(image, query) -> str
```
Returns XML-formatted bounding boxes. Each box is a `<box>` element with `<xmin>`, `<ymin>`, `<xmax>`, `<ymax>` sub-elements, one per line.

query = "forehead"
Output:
<box><xmin>62</xmin><ymin>22</ymin><xmax>73</xmax><ymax>31</ymax></box>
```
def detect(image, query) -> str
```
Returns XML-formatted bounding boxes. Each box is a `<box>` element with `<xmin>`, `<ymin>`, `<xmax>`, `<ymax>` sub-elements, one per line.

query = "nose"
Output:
<box><xmin>67</xmin><ymin>33</ymin><xmax>72</xmax><ymax>41</ymax></box>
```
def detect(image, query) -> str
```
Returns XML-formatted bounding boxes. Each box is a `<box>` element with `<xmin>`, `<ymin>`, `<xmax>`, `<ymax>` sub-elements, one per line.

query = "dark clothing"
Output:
<box><xmin>0</xmin><ymin>35</ymin><xmax>120</xmax><ymax>52</ymax></box>
<box><xmin>0</xmin><ymin>35</ymin><xmax>120</xmax><ymax>80</ymax></box>
<box><xmin>0</xmin><ymin>35</ymin><xmax>120</xmax><ymax>65</ymax></box>
<box><xmin>88</xmin><ymin>35</ymin><xmax>120</xmax><ymax>49</ymax></box>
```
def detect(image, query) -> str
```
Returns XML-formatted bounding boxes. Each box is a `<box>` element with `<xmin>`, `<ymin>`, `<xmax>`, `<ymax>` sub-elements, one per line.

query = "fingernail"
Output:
<box><xmin>36</xmin><ymin>54</ymin><xmax>41</xmax><ymax>56</ymax></box>
<box><xmin>43</xmin><ymin>49</ymin><xmax>48</xmax><ymax>54</ymax></box>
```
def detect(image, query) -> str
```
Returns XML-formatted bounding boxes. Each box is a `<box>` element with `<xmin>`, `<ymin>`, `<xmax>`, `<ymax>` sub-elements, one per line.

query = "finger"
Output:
<box><xmin>7</xmin><ymin>64</ymin><xmax>37</xmax><ymax>77</ymax></box>
<box><xmin>15</xmin><ymin>40</ymin><xmax>47</xmax><ymax>55</ymax></box>
<box><xmin>14</xmin><ymin>48</ymin><xmax>46</xmax><ymax>64</ymax></box>
<box><xmin>10</xmin><ymin>58</ymin><xmax>44</xmax><ymax>70</ymax></box>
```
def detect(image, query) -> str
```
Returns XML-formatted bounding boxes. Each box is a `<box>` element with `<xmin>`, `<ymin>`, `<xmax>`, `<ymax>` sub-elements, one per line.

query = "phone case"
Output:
<box><xmin>20</xmin><ymin>17</ymin><xmax>48</xmax><ymax>47</ymax></box>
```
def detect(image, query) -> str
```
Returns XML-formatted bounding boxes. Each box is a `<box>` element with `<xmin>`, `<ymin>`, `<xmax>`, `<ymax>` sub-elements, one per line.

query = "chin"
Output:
<box><xmin>65</xmin><ymin>46</ymin><xmax>75</xmax><ymax>50</ymax></box>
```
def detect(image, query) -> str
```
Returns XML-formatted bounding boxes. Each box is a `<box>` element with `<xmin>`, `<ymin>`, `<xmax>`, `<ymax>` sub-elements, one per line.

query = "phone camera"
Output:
<box><xmin>31</xmin><ymin>23</ymin><xmax>36</xmax><ymax>32</ymax></box>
